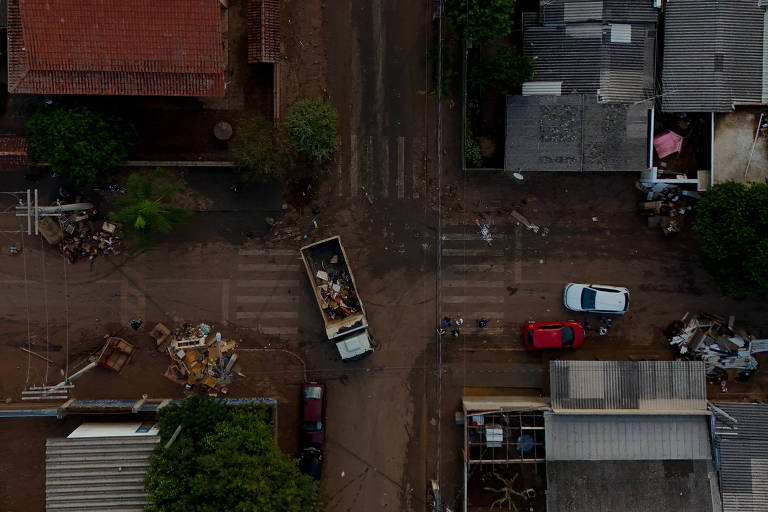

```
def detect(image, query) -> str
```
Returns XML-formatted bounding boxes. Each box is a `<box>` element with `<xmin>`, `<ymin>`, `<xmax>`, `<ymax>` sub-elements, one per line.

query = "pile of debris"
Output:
<box><xmin>637</xmin><ymin>183</ymin><xmax>699</xmax><ymax>236</ymax></box>
<box><xmin>315</xmin><ymin>258</ymin><xmax>361</xmax><ymax>321</ymax></box>
<box><xmin>152</xmin><ymin>322</ymin><xmax>241</xmax><ymax>394</ymax></box>
<box><xmin>666</xmin><ymin>312</ymin><xmax>768</xmax><ymax>378</ymax></box>
<box><xmin>38</xmin><ymin>206</ymin><xmax>121</xmax><ymax>263</ymax></box>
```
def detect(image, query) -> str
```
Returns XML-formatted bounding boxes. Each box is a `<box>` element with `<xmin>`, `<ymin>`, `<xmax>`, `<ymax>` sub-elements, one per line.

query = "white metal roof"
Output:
<box><xmin>46</xmin><ymin>436</ymin><xmax>159</xmax><ymax>511</ymax></box>
<box><xmin>545</xmin><ymin>413</ymin><xmax>712</xmax><ymax>460</ymax></box>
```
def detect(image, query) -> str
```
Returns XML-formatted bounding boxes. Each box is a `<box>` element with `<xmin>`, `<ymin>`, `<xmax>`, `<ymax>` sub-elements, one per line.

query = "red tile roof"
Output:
<box><xmin>0</xmin><ymin>136</ymin><xmax>30</xmax><ymax>170</ymax></box>
<box><xmin>8</xmin><ymin>0</ymin><xmax>225</xmax><ymax>96</ymax></box>
<box><xmin>248</xmin><ymin>0</ymin><xmax>280</xmax><ymax>63</ymax></box>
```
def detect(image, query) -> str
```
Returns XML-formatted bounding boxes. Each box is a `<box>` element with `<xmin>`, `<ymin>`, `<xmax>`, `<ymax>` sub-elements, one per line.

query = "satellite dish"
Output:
<box><xmin>513</xmin><ymin>172</ymin><xmax>524</xmax><ymax>181</ymax></box>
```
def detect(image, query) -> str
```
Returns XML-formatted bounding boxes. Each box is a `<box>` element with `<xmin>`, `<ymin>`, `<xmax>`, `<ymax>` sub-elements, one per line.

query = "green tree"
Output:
<box><xmin>472</xmin><ymin>45</ymin><xmax>535</xmax><ymax>94</ymax></box>
<box><xmin>445</xmin><ymin>0</ymin><xmax>517</xmax><ymax>45</ymax></box>
<box><xmin>109</xmin><ymin>170</ymin><xmax>191</xmax><ymax>247</ymax></box>
<box><xmin>25</xmin><ymin>105</ymin><xmax>128</xmax><ymax>189</ymax></box>
<box><xmin>230</xmin><ymin>116</ymin><xmax>295</xmax><ymax>182</ymax></box>
<box><xmin>285</xmin><ymin>99</ymin><xmax>339</xmax><ymax>162</ymax></box>
<box><xmin>145</xmin><ymin>396</ymin><xmax>319</xmax><ymax>512</ymax></box>
<box><xmin>693</xmin><ymin>180</ymin><xmax>768</xmax><ymax>296</ymax></box>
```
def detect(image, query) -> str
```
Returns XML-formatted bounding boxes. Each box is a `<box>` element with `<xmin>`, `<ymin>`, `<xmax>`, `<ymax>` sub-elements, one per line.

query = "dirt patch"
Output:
<box><xmin>714</xmin><ymin>108</ymin><xmax>768</xmax><ymax>183</ymax></box>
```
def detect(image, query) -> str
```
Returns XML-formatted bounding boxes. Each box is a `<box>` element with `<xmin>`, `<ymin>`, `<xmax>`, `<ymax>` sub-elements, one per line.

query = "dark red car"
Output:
<box><xmin>524</xmin><ymin>321</ymin><xmax>585</xmax><ymax>350</ymax></box>
<box><xmin>301</xmin><ymin>382</ymin><xmax>326</xmax><ymax>445</ymax></box>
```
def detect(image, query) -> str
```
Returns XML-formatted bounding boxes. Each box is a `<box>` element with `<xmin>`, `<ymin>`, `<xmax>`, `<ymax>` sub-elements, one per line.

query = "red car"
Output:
<box><xmin>301</xmin><ymin>382</ymin><xmax>326</xmax><ymax>445</ymax></box>
<box><xmin>524</xmin><ymin>321</ymin><xmax>585</xmax><ymax>350</ymax></box>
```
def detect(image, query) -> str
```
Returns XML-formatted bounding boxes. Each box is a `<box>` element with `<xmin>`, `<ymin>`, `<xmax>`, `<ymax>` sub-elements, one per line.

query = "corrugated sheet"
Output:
<box><xmin>549</xmin><ymin>360</ymin><xmax>707</xmax><ymax>411</ymax></box>
<box><xmin>545</xmin><ymin>413</ymin><xmax>711</xmax><ymax>460</ymax></box>
<box><xmin>523</xmin><ymin>1</ymin><xmax>657</xmax><ymax>103</ymax></box>
<box><xmin>46</xmin><ymin>436</ymin><xmax>159</xmax><ymax>511</ymax></box>
<box><xmin>714</xmin><ymin>402</ymin><xmax>768</xmax><ymax>512</ymax></box>
<box><xmin>522</xmin><ymin>81</ymin><xmax>563</xmax><ymax>96</ymax></box>
<box><xmin>661</xmin><ymin>0</ymin><xmax>765</xmax><ymax>112</ymax></box>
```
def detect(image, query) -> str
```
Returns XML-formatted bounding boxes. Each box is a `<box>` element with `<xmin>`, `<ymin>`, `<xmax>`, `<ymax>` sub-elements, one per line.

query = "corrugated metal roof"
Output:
<box><xmin>523</xmin><ymin>1</ymin><xmax>658</xmax><ymax>103</ymax></box>
<box><xmin>545</xmin><ymin>413</ymin><xmax>711</xmax><ymax>460</ymax></box>
<box><xmin>46</xmin><ymin>436</ymin><xmax>159</xmax><ymax>511</ymax></box>
<box><xmin>549</xmin><ymin>360</ymin><xmax>707</xmax><ymax>411</ymax></box>
<box><xmin>661</xmin><ymin>0</ymin><xmax>766</xmax><ymax>112</ymax></box>
<box><xmin>714</xmin><ymin>402</ymin><xmax>768</xmax><ymax>512</ymax></box>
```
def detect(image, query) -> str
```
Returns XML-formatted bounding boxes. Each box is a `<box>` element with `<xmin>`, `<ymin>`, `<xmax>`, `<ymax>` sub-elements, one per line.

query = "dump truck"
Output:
<box><xmin>300</xmin><ymin>236</ymin><xmax>374</xmax><ymax>361</ymax></box>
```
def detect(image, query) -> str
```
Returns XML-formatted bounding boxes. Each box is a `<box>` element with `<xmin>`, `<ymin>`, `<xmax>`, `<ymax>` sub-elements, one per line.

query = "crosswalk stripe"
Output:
<box><xmin>350</xmin><ymin>134</ymin><xmax>359</xmax><ymax>196</ymax></box>
<box><xmin>237</xmin><ymin>296</ymin><xmax>299</xmax><ymax>304</ymax></box>
<box><xmin>366</xmin><ymin>135</ymin><xmax>374</xmax><ymax>191</ymax></box>
<box><xmin>445</xmin><ymin>264</ymin><xmax>504</xmax><ymax>272</ymax></box>
<box><xmin>259</xmin><ymin>326</ymin><xmax>299</xmax><ymax>336</ymax></box>
<box><xmin>238</xmin><ymin>264</ymin><xmax>299</xmax><ymax>272</ymax></box>
<box><xmin>237</xmin><ymin>279</ymin><xmax>300</xmax><ymax>287</ymax></box>
<box><xmin>442</xmin><ymin>280</ymin><xmax>505</xmax><ymax>288</ymax></box>
<box><xmin>236</xmin><ymin>311</ymin><xmax>299</xmax><ymax>319</ymax></box>
<box><xmin>441</xmin><ymin>248</ymin><xmax>503</xmax><ymax>257</ymax></box>
<box><xmin>442</xmin><ymin>232</ymin><xmax>507</xmax><ymax>241</ymax></box>
<box><xmin>454</xmin><ymin>327</ymin><xmax>505</xmax><ymax>336</ymax></box>
<box><xmin>381</xmin><ymin>137</ymin><xmax>390</xmax><ymax>198</ymax></box>
<box><xmin>441</xmin><ymin>295</ymin><xmax>505</xmax><ymax>304</ymax></box>
<box><xmin>397</xmin><ymin>136</ymin><xmax>405</xmax><ymax>199</ymax></box>
<box><xmin>412</xmin><ymin>136</ymin><xmax>425</xmax><ymax>199</ymax></box>
<box><xmin>239</xmin><ymin>249</ymin><xmax>297</xmax><ymax>257</ymax></box>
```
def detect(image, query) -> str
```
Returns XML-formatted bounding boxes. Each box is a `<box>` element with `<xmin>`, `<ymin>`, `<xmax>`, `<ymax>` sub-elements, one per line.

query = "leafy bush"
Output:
<box><xmin>445</xmin><ymin>0</ymin><xmax>517</xmax><ymax>45</ymax></box>
<box><xmin>109</xmin><ymin>170</ymin><xmax>191</xmax><ymax>247</ymax></box>
<box><xmin>230</xmin><ymin>116</ymin><xmax>295</xmax><ymax>182</ymax></box>
<box><xmin>26</xmin><ymin>105</ymin><xmax>128</xmax><ymax>189</ymax></box>
<box><xmin>285</xmin><ymin>99</ymin><xmax>340</xmax><ymax>162</ymax></box>
<box><xmin>693</xmin><ymin>180</ymin><xmax>768</xmax><ymax>296</ymax></box>
<box><xmin>465</xmin><ymin>127</ymin><xmax>483</xmax><ymax>166</ymax></box>
<box><xmin>144</xmin><ymin>396</ymin><xmax>319</xmax><ymax>512</ymax></box>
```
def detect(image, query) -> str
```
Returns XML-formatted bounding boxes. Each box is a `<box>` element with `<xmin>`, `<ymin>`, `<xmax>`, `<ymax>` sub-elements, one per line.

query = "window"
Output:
<box><xmin>561</xmin><ymin>327</ymin><xmax>575</xmax><ymax>346</ymax></box>
<box><xmin>581</xmin><ymin>288</ymin><xmax>597</xmax><ymax>309</ymax></box>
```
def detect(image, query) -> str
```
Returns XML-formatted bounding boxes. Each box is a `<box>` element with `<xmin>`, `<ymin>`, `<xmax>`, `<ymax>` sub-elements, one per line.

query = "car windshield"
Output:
<box><xmin>581</xmin><ymin>288</ymin><xmax>597</xmax><ymax>309</ymax></box>
<box><xmin>561</xmin><ymin>327</ymin><xmax>575</xmax><ymax>346</ymax></box>
<box><xmin>302</xmin><ymin>421</ymin><xmax>322</xmax><ymax>432</ymax></box>
<box><xmin>303</xmin><ymin>386</ymin><xmax>322</xmax><ymax>400</ymax></box>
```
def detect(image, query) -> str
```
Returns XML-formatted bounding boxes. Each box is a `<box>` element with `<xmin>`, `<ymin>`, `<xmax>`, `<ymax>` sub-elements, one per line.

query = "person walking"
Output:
<box><xmin>478</xmin><ymin>318</ymin><xmax>489</xmax><ymax>328</ymax></box>
<box><xmin>130</xmin><ymin>316</ymin><xmax>143</xmax><ymax>331</ymax></box>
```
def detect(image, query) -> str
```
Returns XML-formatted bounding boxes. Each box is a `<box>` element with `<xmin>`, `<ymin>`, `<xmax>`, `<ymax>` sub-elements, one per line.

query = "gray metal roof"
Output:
<box><xmin>522</xmin><ymin>0</ymin><xmax>658</xmax><ymax>103</ymax></box>
<box><xmin>46</xmin><ymin>436</ymin><xmax>159</xmax><ymax>511</ymax></box>
<box><xmin>661</xmin><ymin>0</ymin><xmax>766</xmax><ymax>112</ymax></box>
<box><xmin>504</xmin><ymin>94</ymin><xmax>650</xmax><ymax>172</ymax></box>
<box><xmin>546</xmin><ymin>459</ymin><xmax>718</xmax><ymax>512</ymax></box>
<box><xmin>549</xmin><ymin>360</ymin><xmax>707</xmax><ymax>411</ymax></box>
<box><xmin>545</xmin><ymin>413</ymin><xmax>712</xmax><ymax>460</ymax></box>
<box><xmin>714</xmin><ymin>402</ymin><xmax>768</xmax><ymax>512</ymax></box>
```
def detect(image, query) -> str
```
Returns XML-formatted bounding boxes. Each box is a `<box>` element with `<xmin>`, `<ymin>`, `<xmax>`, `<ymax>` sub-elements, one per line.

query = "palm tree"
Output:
<box><xmin>110</xmin><ymin>170</ymin><xmax>192</xmax><ymax>247</ymax></box>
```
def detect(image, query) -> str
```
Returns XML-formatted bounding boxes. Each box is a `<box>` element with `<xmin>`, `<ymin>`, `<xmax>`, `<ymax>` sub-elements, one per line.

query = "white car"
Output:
<box><xmin>563</xmin><ymin>283</ymin><xmax>630</xmax><ymax>314</ymax></box>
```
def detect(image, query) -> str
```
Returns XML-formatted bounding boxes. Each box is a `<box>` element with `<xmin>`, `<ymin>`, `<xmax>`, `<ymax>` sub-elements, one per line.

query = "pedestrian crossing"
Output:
<box><xmin>440</xmin><ymin>222</ymin><xmax>511</xmax><ymax>341</ymax></box>
<box><xmin>336</xmin><ymin>134</ymin><xmax>427</xmax><ymax>200</ymax></box>
<box><xmin>234</xmin><ymin>248</ymin><xmax>302</xmax><ymax>340</ymax></box>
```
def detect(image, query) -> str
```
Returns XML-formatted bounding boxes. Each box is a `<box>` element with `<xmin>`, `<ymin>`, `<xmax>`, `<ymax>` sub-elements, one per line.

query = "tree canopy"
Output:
<box><xmin>693</xmin><ymin>180</ymin><xmax>768</xmax><ymax>296</ymax></box>
<box><xmin>144</xmin><ymin>396</ymin><xmax>319</xmax><ymax>512</ymax></box>
<box><xmin>285</xmin><ymin>99</ymin><xmax>340</xmax><ymax>162</ymax></box>
<box><xmin>230</xmin><ymin>116</ymin><xmax>295</xmax><ymax>182</ymax></box>
<box><xmin>109</xmin><ymin>170</ymin><xmax>191</xmax><ymax>247</ymax></box>
<box><xmin>25</xmin><ymin>105</ymin><xmax>128</xmax><ymax>189</ymax></box>
<box><xmin>471</xmin><ymin>45</ymin><xmax>535</xmax><ymax>95</ymax></box>
<box><xmin>445</xmin><ymin>0</ymin><xmax>517</xmax><ymax>45</ymax></box>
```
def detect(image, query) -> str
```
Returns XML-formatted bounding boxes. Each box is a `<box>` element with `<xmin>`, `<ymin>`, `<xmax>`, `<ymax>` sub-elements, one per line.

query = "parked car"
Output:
<box><xmin>524</xmin><ymin>321</ymin><xmax>585</xmax><ymax>350</ymax></box>
<box><xmin>301</xmin><ymin>382</ymin><xmax>326</xmax><ymax>445</ymax></box>
<box><xmin>563</xmin><ymin>283</ymin><xmax>630</xmax><ymax>314</ymax></box>
<box><xmin>299</xmin><ymin>446</ymin><xmax>324</xmax><ymax>480</ymax></box>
